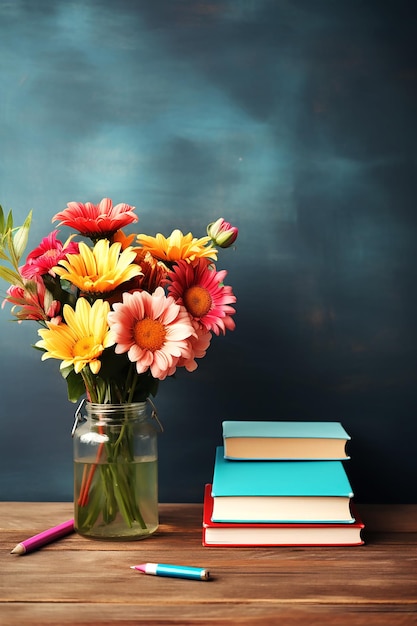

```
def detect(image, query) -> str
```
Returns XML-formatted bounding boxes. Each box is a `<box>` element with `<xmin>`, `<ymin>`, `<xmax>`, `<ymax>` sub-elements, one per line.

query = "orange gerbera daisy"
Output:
<box><xmin>113</xmin><ymin>230</ymin><xmax>167</xmax><ymax>292</ymax></box>
<box><xmin>136</xmin><ymin>229</ymin><xmax>217</xmax><ymax>265</ymax></box>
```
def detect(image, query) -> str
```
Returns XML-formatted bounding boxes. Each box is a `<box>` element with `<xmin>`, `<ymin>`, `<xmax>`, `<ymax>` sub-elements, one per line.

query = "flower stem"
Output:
<box><xmin>77</xmin><ymin>422</ymin><xmax>105</xmax><ymax>507</ymax></box>
<box><xmin>126</xmin><ymin>363</ymin><xmax>138</xmax><ymax>403</ymax></box>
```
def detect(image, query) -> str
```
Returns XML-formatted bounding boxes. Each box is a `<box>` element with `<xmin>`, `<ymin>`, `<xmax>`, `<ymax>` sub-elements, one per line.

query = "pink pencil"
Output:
<box><xmin>10</xmin><ymin>519</ymin><xmax>75</xmax><ymax>555</ymax></box>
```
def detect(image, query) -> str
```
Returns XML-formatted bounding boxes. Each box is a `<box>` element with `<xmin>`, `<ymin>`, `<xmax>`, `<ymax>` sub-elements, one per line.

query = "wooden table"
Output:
<box><xmin>1</xmin><ymin>502</ymin><xmax>416</xmax><ymax>625</ymax></box>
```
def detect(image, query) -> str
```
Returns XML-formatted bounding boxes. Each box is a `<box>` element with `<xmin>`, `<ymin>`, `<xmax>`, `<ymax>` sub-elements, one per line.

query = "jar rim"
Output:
<box><xmin>85</xmin><ymin>402</ymin><xmax>149</xmax><ymax>421</ymax></box>
<box><xmin>86</xmin><ymin>401</ymin><xmax>147</xmax><ymax>409</ymax></box>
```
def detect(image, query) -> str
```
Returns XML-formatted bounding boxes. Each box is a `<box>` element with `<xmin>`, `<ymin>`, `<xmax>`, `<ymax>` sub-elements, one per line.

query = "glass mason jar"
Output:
<box><xmin>73</xmin><ymin>401</ymin><xmax>160</xmax><ymax>540</ymax></box>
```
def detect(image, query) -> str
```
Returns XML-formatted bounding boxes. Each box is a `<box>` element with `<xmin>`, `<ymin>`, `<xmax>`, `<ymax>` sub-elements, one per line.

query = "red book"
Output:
<box><xmin>202</xmin><ymin>484</ymin><xmax>364</xmax><ymax>547</ymax></box>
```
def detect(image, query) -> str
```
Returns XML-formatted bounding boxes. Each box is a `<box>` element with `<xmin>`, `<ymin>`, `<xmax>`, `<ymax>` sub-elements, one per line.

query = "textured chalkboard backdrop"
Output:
<box><xmin>0</xmin><ymin>0</ymin><xmax>416</xmax><ymax>504</ymax></box>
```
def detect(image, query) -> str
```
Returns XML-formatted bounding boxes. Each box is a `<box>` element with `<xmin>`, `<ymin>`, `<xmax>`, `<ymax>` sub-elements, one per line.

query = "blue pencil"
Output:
<box><xmin>131</xmin><ymin>562</ymin><xmax>210</xmax><ymax>581</ymax></box>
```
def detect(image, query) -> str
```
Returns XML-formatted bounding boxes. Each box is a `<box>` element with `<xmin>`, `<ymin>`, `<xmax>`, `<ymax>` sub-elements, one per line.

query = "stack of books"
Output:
<box><xmin>202</xmin><ymin>421</ymin><xmax>364</xmax><ymax>547</ymax></box>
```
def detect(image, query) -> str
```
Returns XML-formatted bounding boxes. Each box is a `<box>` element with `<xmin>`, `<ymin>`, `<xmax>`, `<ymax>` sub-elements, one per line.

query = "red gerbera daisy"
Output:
<box><xmin>166</xmin><ymin>259</ymin><xmax>236</xmax><ymax>336</ymax></box>
<box><xmin>52</xmin><ymin>198</ymin><xmax>138</xmax><ymax>240</ymax></box>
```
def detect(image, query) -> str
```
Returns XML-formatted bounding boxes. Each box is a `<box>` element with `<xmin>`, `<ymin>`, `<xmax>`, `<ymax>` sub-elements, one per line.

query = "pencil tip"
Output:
<box><xmin>131</xmin><ymin>564</ymin><xmax>146</xmax><ymax>572</ymax></box>
<box><xmin>10</xmin><ymin>544</ymin><xmax>25</xmax><ymax>555</ymax></box>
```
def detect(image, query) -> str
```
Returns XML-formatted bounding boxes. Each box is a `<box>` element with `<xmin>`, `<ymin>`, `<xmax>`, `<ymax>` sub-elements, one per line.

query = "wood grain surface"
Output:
<box><xmin>1</xmin><ymin>502</ymin><xmax>416</xmax><ymax>625</ymax></box>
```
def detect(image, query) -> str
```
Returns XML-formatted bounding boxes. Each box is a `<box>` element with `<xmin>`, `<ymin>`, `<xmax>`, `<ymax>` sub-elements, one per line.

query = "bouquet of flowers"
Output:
<box><xmin>0</xmin><ymin>198</ymin><xmax>237</xmax><ymax>536</ymax></box>
<box><xmin>0</xmin><ymin>198</ymin><xmax>237</xmax><ymax>402</ymax></box>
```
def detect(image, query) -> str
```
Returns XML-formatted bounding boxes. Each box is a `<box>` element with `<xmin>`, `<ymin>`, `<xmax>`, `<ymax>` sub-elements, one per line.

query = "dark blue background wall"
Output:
<box><xmin>1</xmin><ymin>0</ymin><xmax>416</xmax><ymax>504</ymax></box>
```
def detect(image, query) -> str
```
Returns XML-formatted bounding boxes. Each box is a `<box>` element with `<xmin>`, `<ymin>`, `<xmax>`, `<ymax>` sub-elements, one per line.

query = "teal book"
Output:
<box><xmin>211</xmin><ymin>447</ymin><xmax>354</xmax><ymax>524</ymax></box>
<box><xmin>222</xmin><ymin>421</ymin><xmax>350</xmax><ymax>460</ymax></box>
<box><xmin>203</xmin><ymin>485</ymin><xmax>364</xmax><ymax>547</ymax></box>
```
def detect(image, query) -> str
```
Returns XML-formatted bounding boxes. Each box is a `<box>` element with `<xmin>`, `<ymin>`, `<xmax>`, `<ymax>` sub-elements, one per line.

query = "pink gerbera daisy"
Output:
<box><xmin>166</xmin><ymin>259</ymin><xmax>236</xmax><ymax>335</ymax></box>
<box><xmin>178</xmin><ymin>321</ymin><xmax>212</xmax><ymax>372</ymax></box>
<box><xmin>107</xmin><ymin>286</ymin><xmax>195</xmax><ymax>380</ymax></box>
<box><xmin>21</xmin><ymin>231</ymin><xmax>79</xmax><ymax>279</ymax></box>
<box><xmin>52</xmin><ymin>198</ymin><xmax>138</xmax><ymax>240</ymax></box>
<box><xmin>3</xmin><ymin>276</ymin><xmax>61</xmax><ymax>324</ymax></box>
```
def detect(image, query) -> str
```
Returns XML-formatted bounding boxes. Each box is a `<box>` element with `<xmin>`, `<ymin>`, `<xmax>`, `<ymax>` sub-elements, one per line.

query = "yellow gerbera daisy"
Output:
<box><xmin>136</xmin><ymin>230</ymin><xmax>218</xmax><ymax>265</ymax></box>
<box><xmin>54</xmin><ymin>239</ymin><xmax>142</xmax><ymax>294</ymax></box>
<box><xmin>36</xmin><ymin>298</ymin><xmax>114</xmax><ymax>374</ymax></box>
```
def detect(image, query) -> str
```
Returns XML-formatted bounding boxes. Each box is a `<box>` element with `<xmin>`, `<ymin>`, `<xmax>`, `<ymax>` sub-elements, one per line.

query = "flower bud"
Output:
<box><xmin>207</xmin><ymin>218</ymin><xmax>238</xmax><ymax>248</ymax></box>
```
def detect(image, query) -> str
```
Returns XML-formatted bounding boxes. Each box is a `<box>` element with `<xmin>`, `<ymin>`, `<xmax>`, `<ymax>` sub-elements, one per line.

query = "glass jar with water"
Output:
<box><xmin>73</xmin><ymin>401</ymin><xmax>160</xmax><ymax>540</ymax></box>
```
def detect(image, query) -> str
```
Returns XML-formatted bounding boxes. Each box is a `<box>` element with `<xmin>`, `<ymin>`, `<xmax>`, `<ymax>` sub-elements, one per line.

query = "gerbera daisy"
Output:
<box><xmin>178</xmin><ymin>322</ymin><xmax>212</xmax><ymax>372</ymax></box>
<box><xmin>54</xmin><ymin>239</ymin><xmax>142</xmax><ymax>295</ymax></box>
<box><xmin>112</xmin><ymin>229</ymin><xmax>136</xmax><ymax>250</ymax></box>
<box><xmin>3</xmin><ymin>275</ymin><xmax>61</xmax><ymax>324</ymax></box>
<box><xmin>133</xmin><ymin>249</ymin><xmax>167</xmax><ymax>293</ymax></box>
<box><xmin>136</xmin><ymin>229</ymin><xmax>217</xmax><ymax>265</ymax></box>
<box><xmin>113</xmin><ymin>230</ymin><xmax>167</xmax><ymax>292</ymax></box>
<box><xmin>108</xmin><ymin>286</ymin><xmax>195</xmax><ymax>380</ymax></box>
<box><xmin>166</xmin><ymin>259</ymin><xmax>236</xmax><ymax>335</ymax></box>
<box><xmin>52</xmin><ymin>198</ymin><xmax>138</xmax><ymax>240</ymax></box>
<box><xmin>21</xmin><ymin>231</ymin><xmax>79</xmax><ymax>279</ymax></box>
<box><xmin>36</xmin><ymin>298</ymin><xmax>114</xmax><ymax>375</ymax></box>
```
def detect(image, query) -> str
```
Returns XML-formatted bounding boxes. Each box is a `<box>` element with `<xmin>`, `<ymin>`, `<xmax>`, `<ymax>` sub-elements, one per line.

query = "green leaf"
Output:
<box><xmin>5</xmin><ymin>209</ymin><xmax>13</xmax><ymax>232</ymax></box>
<box><xmin>64</xmin><ymin>368</ymin><xmax>86</xmax><ymax>403</ymax></box>
<box><xmin>0</xmin><ymin>265</ymin><xmax>24</xmax><ymax>286</ymax></box>
<box><xmin>31</xmin><ymin>343</ymin><xmax>47</xmax><ymax>352</ymax></box>
<box><xmin>0</xmin><ymin>206</ymin><xmax>13</xmax><ymax>235</ymax></box>
<box><xmin>5</xmin><ymin>230</ymin><xmax>19</xmax><ymax>270</ymax></box>
<box><xmin>0</xmin><ymin>249</ymin><xmax>10</xmax><ymax>261</ymax></box>
<box><xmin>60</xmin><ymin>364</ymin><xmax>73</xmax><ymax>379</ymax></box>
